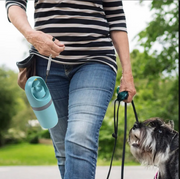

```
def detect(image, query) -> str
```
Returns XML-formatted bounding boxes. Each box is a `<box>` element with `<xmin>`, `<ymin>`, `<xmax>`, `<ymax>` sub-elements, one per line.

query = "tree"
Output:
<box><xmin>137</xmin><ymin>0</ymin><xmax>179</xmax><ymax>77</ymax></box>
<box><xmin>130</xmin><ymin>50</ymin><xmax>179</xmax><ymax>131</ymax></box>
<box><xmin>0</xmin><ymin>67</ymin><xmax>19</xmax><ymax>146</ymax></box>
<box><xmin>0</xmin><ymin>65</ymin><xmax>38</xmax><ymax>146</ymax></box>
<box><xmin>132</xmin><ymin>0</ymin><xmax>179</xmax><ymax>130</ymax></box>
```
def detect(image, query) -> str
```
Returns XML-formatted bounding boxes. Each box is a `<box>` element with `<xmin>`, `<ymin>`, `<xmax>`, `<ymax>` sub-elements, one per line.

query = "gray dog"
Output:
<box><xmin>128</xmin><ymin>117</ymin><xmax>179</xmax><ymax>179</ymax></box>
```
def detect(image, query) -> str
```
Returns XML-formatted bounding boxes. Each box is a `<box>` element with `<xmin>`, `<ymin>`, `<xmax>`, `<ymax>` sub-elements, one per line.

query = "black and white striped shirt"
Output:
<box><xmin>6</xmin><ymin>0</ymin><xmax>127</xmax><ymax>73</ymax></box>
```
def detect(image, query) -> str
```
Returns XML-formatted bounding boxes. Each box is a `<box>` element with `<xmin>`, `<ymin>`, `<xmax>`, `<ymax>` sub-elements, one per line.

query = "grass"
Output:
<box><xmin>0</xmin><ymin>143</ymin><xmax>57</xmax><ymax>166</ymax></box>
<box><xmin>0</xmin><ymin>143</ymin><xmax>139</xmax><ymax>166</ymax></box>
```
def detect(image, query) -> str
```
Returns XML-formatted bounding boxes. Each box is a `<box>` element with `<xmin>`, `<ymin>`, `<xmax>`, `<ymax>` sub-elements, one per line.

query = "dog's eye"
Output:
<box><xmin>158</xmin><ymin>129</ymin><xmax>163</xmax><ymax>133</ymax></box>
<box><xmin>149</xmin><ymin>122</ymin><xmax>156</xmax><ymax>127</ymax></box>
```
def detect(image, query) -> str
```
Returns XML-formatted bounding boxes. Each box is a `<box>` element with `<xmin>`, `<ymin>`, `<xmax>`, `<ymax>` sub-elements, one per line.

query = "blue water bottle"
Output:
<box><xmin>25</xmin><ymin>76</ymin><xmax>58</xmax><ymax>129</ymax></box>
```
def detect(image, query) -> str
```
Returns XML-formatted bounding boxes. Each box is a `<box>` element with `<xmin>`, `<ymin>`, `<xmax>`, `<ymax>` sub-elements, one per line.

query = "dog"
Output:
<box><xmin>128</xmin><ymin>117</ymin><xmax>179</xmax><ymax>179</ymax></box>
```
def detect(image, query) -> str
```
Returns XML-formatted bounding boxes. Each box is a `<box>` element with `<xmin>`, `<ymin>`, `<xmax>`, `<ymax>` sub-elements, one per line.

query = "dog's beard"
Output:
<box><xmin>128</xmin><ymin>118</ymin><xmax>179</xmax><ymax>179</ymax></box>
<box><xmin>128</xmin><ymin>126</ymin><xmax>171</xmax><ymax>166</ymax></box>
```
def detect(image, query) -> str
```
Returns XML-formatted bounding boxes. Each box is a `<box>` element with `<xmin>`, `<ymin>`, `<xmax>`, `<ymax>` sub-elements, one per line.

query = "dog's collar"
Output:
<box><xmin>154</xmin><ymin>171</ymin><xmax>158</xmax><ymax>179</ymax></box>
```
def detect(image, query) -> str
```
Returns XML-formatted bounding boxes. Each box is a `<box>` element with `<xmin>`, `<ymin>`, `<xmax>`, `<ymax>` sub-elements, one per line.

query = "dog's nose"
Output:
<box><xmin>133</xmin><ymin>122</ymin><xmax>139</xmax><ymax>130</ymax></box>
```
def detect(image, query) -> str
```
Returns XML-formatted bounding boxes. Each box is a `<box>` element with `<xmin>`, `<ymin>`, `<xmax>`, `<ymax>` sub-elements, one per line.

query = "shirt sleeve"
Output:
<box><xmin>5</xmin><ymin>0</ymin><xmax>27</xmax><ymax>22</ymax></box>
<box><xmin>103</xmin><ymin>0</ymin><xmax>127</xmax><ymax>32</ymax></box>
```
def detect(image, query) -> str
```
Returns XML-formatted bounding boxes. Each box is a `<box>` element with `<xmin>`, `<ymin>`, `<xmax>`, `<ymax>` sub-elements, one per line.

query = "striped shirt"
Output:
<box><xmin>6</xmin><ymin>0</ymin><xmax>127</xmax><ymax>73</ymax></box>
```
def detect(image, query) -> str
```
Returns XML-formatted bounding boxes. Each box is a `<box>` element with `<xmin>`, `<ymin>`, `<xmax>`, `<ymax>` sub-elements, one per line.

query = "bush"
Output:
<box><xmin>26</xmin><ymin>129</ymin><xmax>51</xmax><ymax>144</ymax></box>
<box><xmin>39</xmin><ymin>130</ymin><xmax>51</xmax><ymax>139</ymax></box>
<box><xmin>3</xmin><ymin>128</ymin><xmax>26</xmax><ymax>145</ymax></box>
<box><xmin>28</xmin><ymin>134</ymin><xmax>39</xmax><ymax>144</ymax></box>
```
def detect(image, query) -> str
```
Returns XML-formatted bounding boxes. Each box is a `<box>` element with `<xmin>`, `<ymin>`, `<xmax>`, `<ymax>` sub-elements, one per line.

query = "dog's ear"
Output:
<box><xmin>167</xmin><ymin>120</ymin><xmax>174</xmax><ymax>129</ymax></box>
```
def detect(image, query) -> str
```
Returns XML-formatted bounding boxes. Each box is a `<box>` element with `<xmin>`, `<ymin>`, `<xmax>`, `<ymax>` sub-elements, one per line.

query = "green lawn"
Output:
<box><xmin>0</xmin><ymin>143</ymin><xmax>139</xmax><ymax>166</ymax></box>
<box><xmin>0</xmin><ymin>143</ymin><xmax>57</xmax><ymax>166</ymax></box>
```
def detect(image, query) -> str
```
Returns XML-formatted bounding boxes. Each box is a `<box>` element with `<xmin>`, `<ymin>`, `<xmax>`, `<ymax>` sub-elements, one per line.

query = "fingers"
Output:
<box><xmin>124</xmin><ymin>91</ymin><xmax>136</xmax><ymax>103</ymax></box>
<box><xmin>119</xmin><ymin>88</ymin><xmax>136</xmax><ymax>103</ymax></box>
<box><xmin>54</xmin><ymin>38</ymin><xmax>64</xmax><ymax>47</ymax></box>
<box><xmin>43</xmin><ymin>36</ymin><xmax>65</xmax><ymax>58</ymax></box>
<box><xmin>119</xmin><ymin>74</ymin><xmax>136</xmax><ymax>103</ymax></box>
<box><xmin>27</xmin><ymin>31</ymin><xmax>65</xmax><ymax>58</ymax></box>
<box><xmin>51</xmin><ymin>40</ymin><xmax>65</xmax><ymax>58</ymax></box>
<box><xmin>119</xmin><ymin>89</ymin><xmax>136</xmax><ymax>103</ymax></box>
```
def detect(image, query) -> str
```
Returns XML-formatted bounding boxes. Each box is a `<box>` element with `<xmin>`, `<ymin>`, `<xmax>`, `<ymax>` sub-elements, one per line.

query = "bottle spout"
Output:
<box><xmin>32</xmin><ymin>79</ymin><xmax>46</xmax><ymax>99</ymax></box>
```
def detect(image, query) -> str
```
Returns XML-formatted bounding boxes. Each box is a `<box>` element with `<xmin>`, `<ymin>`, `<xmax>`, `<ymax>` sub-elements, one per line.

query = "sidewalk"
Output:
<box><xmin>0</xmin><ymin>166</ymin><xmax>158</xmax><ymax>179</ymax></box>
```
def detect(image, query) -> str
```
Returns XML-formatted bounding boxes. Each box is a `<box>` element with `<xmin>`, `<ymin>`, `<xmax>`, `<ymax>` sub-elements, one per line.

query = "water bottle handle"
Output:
<box><xmin>116</xmin><ymin>86</ymin><xmax>128</xmax><ymax>101</ymax></box>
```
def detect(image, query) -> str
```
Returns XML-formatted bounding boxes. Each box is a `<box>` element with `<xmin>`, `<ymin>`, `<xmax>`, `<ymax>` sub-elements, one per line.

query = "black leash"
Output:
<box><xmin>106</xmin><ymin>91</ymin><xmax>139</xmax><ymax>179</ymax></box>
<box><xmin>106</xmin><ymin>99</ymin><xmax>120</xmax><ymax>179</ymax></box>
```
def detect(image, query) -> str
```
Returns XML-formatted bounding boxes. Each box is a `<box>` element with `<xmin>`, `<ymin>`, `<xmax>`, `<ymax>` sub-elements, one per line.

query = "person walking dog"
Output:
<box><xmin>5</xmin><ymin>1</ymin><xmax>136</xmax><ymax>178</ymax></box>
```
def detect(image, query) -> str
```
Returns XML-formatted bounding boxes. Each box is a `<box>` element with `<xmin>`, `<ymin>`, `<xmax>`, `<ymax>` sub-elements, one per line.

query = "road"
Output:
<box><xmin>0</xmin><ymin>166</ymin><xmax>158</xmax><ymax>179</ymax></box>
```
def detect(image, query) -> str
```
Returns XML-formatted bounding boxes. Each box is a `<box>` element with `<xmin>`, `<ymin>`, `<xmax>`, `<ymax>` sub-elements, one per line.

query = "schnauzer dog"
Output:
<box><xmin>128</xmin><ymin>117</ymin><xmax>179</xmax><ymax>179</ymax></box>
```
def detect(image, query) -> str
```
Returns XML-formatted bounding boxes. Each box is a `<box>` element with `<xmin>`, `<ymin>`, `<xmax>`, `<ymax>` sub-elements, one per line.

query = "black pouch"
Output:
<box><xmin>16</xmin><ymin>54</ymin><xmax>36</xmax><ymax>90</ymax></box>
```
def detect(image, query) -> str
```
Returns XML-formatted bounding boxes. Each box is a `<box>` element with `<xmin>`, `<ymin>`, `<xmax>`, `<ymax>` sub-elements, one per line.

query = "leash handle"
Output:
<box><xmin>116</xmin><ymin>87</ymin><xmax>128</xmax><ymax>101</ymax></box>
<box><xmin>117</xmin><ymin>86</ymin><xmax>139</xmax><ymax>123</ymax></box>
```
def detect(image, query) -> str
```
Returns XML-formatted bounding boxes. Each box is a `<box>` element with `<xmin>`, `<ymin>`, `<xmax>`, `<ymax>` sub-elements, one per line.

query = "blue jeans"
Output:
<box><xmin>36</xmin><ymin>56</ymin><xmax>116</xmax><ymax>179</ymax></box>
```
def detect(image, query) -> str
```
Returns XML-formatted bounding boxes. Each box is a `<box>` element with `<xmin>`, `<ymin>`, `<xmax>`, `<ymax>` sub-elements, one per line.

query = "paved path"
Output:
<box><xmin>0</xmin><ymin>166</ymin><xmax>158</xmax><ymax>179</ymax></box>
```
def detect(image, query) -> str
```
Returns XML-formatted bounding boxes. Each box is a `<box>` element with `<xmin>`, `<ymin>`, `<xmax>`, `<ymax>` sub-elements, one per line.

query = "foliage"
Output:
<box><xmin>131</xmin><ymin>50</ymin><xmax>179</xmax><ymax>130</ymax></box>
<box><xmin>0</xmin><ymin>65</ymin><xmax>38</xmax><ymax>146</ymax></box>
<box><xmin>26</xmin><ymin>128</ymin><xmax>50</xmax><ymax>144</ymax></box>
<box><xmin>132</xmin><ymin>0</ymin><xmax>179</xmax><ymax>130</ymax></box>
<box><xmin>0</xmin><ymin>67</ymin><xmax>20</xmax><ymax>146</ymax></box>
<box><xmin>39</xmin><ymin>129</ymin><xmax>51</xmax><ymax>139</ymax></box>
<box><xmin>137</xmin><ymin>0</ymin><xmax>179</xmax><ymax>76</ymax></box>
<box><xmin>3</xmin><ymin>128</ymin><xmax>26</xmax><ymax>145</ymax></box>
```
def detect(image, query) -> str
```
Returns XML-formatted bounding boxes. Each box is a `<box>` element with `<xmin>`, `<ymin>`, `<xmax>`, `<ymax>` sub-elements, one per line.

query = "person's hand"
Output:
<box><xmin>118</xmin><ymin>73</ymin><xmax>136</xmax><ymax>103</ymax></box>
<box><xmin>26</xmin><ymin>30</ymin><xmax>65</xmax><ymax>58</ymax></box>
